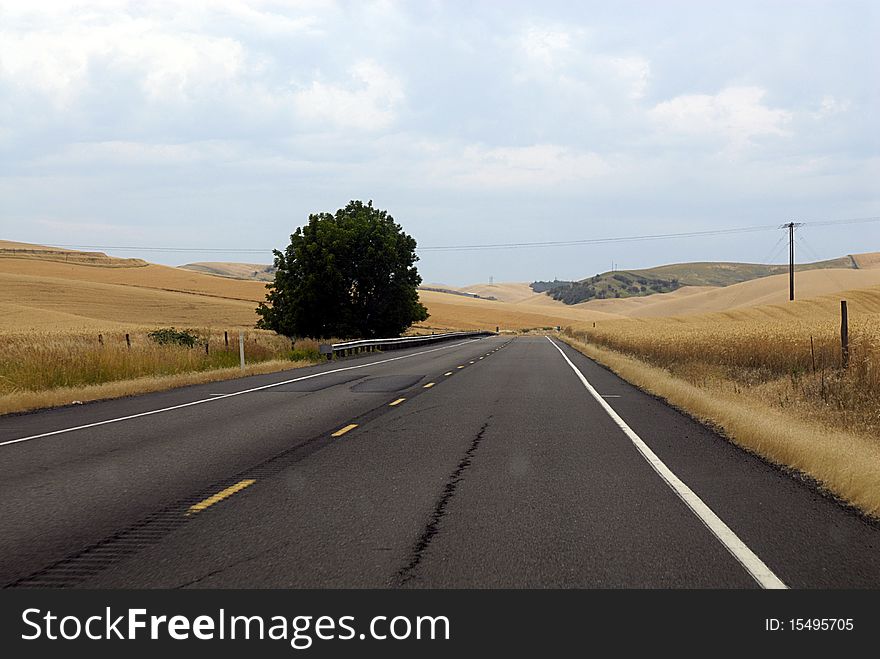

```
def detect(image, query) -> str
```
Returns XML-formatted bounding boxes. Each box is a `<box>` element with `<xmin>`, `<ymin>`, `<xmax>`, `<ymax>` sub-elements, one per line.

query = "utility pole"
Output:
<box><xmin>781</xmin><ymin>221</ymin><xmax>804</xmax><ymax>301</ymax></box>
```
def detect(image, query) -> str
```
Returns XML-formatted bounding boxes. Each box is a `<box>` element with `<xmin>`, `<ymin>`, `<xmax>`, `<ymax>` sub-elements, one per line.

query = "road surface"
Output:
<box><xmin>1</xmin><ymin>335</ymin><xmax>878</xmax><ymax>588</ymax></box>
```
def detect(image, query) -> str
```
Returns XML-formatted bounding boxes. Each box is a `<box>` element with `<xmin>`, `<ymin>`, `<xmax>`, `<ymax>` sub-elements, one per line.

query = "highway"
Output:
<box><xmin>1</xmin><ymin>335</ymin><xmax>879</xmax><ymax>589</ymax></box>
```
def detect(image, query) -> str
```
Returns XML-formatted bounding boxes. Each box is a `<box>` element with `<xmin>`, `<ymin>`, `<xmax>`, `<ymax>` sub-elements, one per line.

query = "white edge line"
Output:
<box><xmin>1</xmin><ymin>338</ymin><xmax>485</xmax><ymax>448</ymax></box>
<box><xmin>545</xmin><ymin>336</ymin><xmax>787</xmax><ymax>590</ymax></box>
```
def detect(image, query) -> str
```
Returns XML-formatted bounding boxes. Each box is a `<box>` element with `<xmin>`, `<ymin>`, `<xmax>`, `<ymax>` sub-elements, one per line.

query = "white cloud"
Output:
<box><xmin>516</xmin><ymin>24</ymin><xmax>649</xmax><ymax>105</ymax></box>
<box><xmin>602</xmin><ymin>55</ymin><xmax>650</xmax><ymax>100</ymax></box>
<box><xmin>425</xmin><ymin>143</ymin><xmax>611</xmax><ymax>188</ymax></box>
<box><xmin>520</xmin><ymin>26</ymin><xmax>574</xmax><ymax>68</ymax></box>
<box><xmin>31</xmin><ymin>140</ymin><xmax>238</xmax><ymax>167</ymax></box>
<box><xmin>292</xmin><ymin>60</ymin><xmax>404</xmax><ymax>131</ymax></box>
<box><xmin>0</xmin><ymin>1</ymin><xmax>327</xmax><ymax>108</ymax></box>
<box><xmin>0</xmin><ymin>17</ymin><xmax>247</xmax><ymax>106</ymax></box>
<box><xmin>649</xmin><ymin>86</ymin><xmax>792</xmax><ymax>147</ymax></box>
<box><xmin>813</xmin><ymin>95</ymin><xmax>850</xmax><ymax>119</ymax></box>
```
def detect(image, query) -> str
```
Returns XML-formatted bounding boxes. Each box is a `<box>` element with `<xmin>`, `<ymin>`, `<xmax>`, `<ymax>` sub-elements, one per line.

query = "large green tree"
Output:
<box><xmin>256</xmin><ymin>201</ymin><xmax>429</xmax><ymax>338</ymax></box>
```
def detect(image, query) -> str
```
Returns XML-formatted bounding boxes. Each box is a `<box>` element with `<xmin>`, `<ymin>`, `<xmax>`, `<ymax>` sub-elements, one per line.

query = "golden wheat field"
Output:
<box><xmin>5</xmin><ymin>240</ymin><xmax>880</xmax><ymax>332</ymax></box>
<box><xmin>568</xmin><ymin>307</ymin><xmax>880</xmax><ymax>430</ymax></box>
<box><xmin>0</xmin><ymin>329</ymin><xmax>323</xmax><ymax>415</ymax></box>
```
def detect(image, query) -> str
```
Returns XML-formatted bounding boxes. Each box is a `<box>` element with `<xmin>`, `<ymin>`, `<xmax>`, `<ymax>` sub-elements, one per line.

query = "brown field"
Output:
<box><xmin>0</xmin><ymin>271</ymin><xmax>262</xmax><ymax>331</ymax></box>
<box><xmin>853</xmin><ymin>252</ymin><xmax>880</xmax><ymax>269</ymax></box>
<box><xmin>179</xmin><ymin>261</ymin><xmax>275</xmax><ymax>281</ymax></box>
<box><xmin>415</xmin><ymin>289</ymin><xmax>617</xmax><ymax>332</ymax></box>
<box><xmin>5</xmin><ymin>240</ymin><xmax>880</xmax><ymax>332</ymax></box>
<box><xmin>458</xmin><ymin>282</ymin><xmax>564</xmax><ymax>305</ymax></box>
<box><xmin>0</xmin><ymin>239</ymin><xmax>148</xmax><ymax>267</ymax></box>
<box><xmin>0</xmin><ymin>328</ymin><xmax>323</xmax><ymax>415</ymax></box>
<box><xmin>596</xmin><ymin>268</ymin><xmax>880</xmax><ymax>318</ymax></box>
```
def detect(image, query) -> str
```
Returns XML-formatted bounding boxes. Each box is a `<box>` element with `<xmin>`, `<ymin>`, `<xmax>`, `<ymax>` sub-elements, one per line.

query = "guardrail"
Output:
<box><xmin>319</xmin><ymin>331</ymin><xmax>495</xmax><ymax>359</ymax></box>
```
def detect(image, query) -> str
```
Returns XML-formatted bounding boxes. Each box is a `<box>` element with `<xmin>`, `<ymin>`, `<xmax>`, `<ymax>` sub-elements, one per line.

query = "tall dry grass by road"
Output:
<box><xmin>0</xmin><ymin>330</ymin><xmax>323</xmax><ymax>415</ymax></box>
<box><xmin>561</xmin><ymin>311</ymin><xmax>880</xmax><ymax>516</ymax></box>
<box><xmin>566</xmin><ymin>313</ymin><xmax>880</xmax><ymax>436</ymax></box>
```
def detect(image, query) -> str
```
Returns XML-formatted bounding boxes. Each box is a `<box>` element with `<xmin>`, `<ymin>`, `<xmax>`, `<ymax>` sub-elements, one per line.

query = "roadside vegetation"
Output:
<box><xmin>533</xmin><ymin>272</ymin><xmax>681</xmax><ymax>303</ymax></box>
<box><xmin>0</xmin><ymin>329</ymin><xmax>325</xmax><ymax>415</ymax></box>
<box><xmin>560</xmin><ymin>313</ymin><xmax>880</xmax><ymax>516</ymax></box>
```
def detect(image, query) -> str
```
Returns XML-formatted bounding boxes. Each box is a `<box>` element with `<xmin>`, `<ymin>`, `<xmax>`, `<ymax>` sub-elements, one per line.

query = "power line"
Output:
<box><xmin>28</xmin><ymin>215</ymin><xmax>880</xmax><ymax>255</ymax></box>
<box><xmin>34</xmin><ymin>245</ymin><xmax>273</xmax><ymax>254</ymax></box>
<box><xmin>418</xmin><ymin>224</ymin><xmax>777</xmax><ymax>251</ymax></box>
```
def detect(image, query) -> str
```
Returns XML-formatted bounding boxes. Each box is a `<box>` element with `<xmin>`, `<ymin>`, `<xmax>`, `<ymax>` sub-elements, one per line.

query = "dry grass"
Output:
<box><xmin>595</xmin><ymin>269</ymin><xmax>880</xmax><ymax>318</ymax></box>
<box><xmin>0</xmin><ymin>329</ymin><xmax>322</xmax><ymax>415</ymax></box>
<box><xmin>1</xmin><ymin>359</ymin><xmax>313</xmax><ymax>416</ymax></box>
<box><xmin>560</xmin><ymin>316</ymin><xmax>880</xmax><ymax>517</ymax></box>
<box><xmin>559</xmin><ymin>335</ymin><xmax>880</xmax><ymax>516</ymax></box>
<box><xmin>0</xmin><ymin>272</ymin><xmax>263</xmax><ymax>331</ymax></box>
<box><xmin>417</xmin><ymin>289</ymin><xmax>617</xmax><ymax>332</ymax></box>
<box><xmin>566</xmin><ymin>308</ymin><xmax>880</xmax><ymax>436</ymax></box>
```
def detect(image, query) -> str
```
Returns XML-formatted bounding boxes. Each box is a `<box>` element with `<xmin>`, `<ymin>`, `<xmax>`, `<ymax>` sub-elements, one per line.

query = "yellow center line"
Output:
<box><xmin>389</xmin><ymin>398</ymin><xmax>406</xmax><ymax>406</ymax></box>
<box><xmin>186</xmin><ymin>479</ymin><xmax>255</xmax><ymax>516</ymax></box>
<box><xmin>444</xmin><ymin>371</ymin><xmax>453</xmax><ymax>376</ymax></box>
<box><xmin>479</xmin><ymin>357</ymin><xmax>484</xmax><ymax>360</ymax></box>
<box><xmin>469</xmin><ymin>361</ymin><xmax>475</xmax><ymax>364</ymax></box>
<box><xmin>423</xmin><ymin>382</ymin><xmax>435</xmax><ymax>388</ymax></box>
<box><xmin>332</xmin><ymin>423</ymin><xmax>358</xmax><ymax>437</ymax></box>
<box><xmin>457</xmin><ymin>365</ymin><xmax>466</xmax><ymax>369</ymax></box>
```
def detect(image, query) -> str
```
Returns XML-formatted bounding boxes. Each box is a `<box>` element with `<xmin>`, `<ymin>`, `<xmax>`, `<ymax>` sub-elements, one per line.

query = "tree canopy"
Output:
<box><xmin>256</xmin><ymin>200</ymin><xmax>429</xmax><ymax>339</ymax></box>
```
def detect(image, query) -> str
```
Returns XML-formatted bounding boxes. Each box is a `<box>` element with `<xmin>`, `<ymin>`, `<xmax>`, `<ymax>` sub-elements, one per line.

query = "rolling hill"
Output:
<box><xmin>3</xmin><ymin>239</ymin><xmax>880</xmax><ymax>333</ymax></box>
<box><xmin>179</xmin><ymin>262</ymin><xmax>276</xmax><ymax>282</ymax></box>
<box><xmin>532</xmin><ymin>255</ymin><xmax>864</xmax><ymax>304</ymax></box>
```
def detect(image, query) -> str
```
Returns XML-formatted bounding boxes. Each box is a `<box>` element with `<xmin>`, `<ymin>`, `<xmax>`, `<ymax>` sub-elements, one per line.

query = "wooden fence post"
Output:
<box><xmin>840</xmin><ymin>300</ymin><xmax>849</xmax><ymax>369</ymax></box>
<box><xmin>224</xmin><ymin>331</ymin><xmax>229</xmax><ymax>350</ymax></box>
<box><xmin>239</xmin><ymin>331</ymin><xmax>245</xmax><ymax>370</ymax></box>
<box><xmin>125</xmin><ymin>333</ymin><xmax>131</xmax><ymax>349</ymax></box>
<box><xmin>98</xmin><ymin>333</ymin><xmax>104</xmax><ymax>347</ymax></box>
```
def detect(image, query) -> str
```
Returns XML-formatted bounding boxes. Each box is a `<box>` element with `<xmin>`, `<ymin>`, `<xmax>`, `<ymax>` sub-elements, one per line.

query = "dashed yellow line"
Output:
<box><xmin>423</xmin><ymin>382</ymin><xmax>435</xmax><ymax>389</ymax></box>
<box><xmin>479</xmin><ymin>357</ymin><xmax>484</xmax><ymax>360</ymax></box>
<box><xmin>187</xmin><ymin>479</ymin><xmax>255</xmax><ymax>516</ymax></box>
<box><xmin>332</xmin><ymin>423</ymin><xmax>358</xmax><ymax>437</ymax></box>
<box><xmin>457</xmin><ymin>365</ymin><xmax>466</xmax><ymax>369</ymax></box>
<box><xmin>389</xmin><ymin>398</ymin><xmax>406</xmax><ymax>406</ymax></box>
<box><xmin>444</xmin><ymin>371</ymin><xmax>453</xmax><ymax>376</ymax></box>
<box><xmin>469</xmin><ymin>361</ymin><xmax>475</xmax><ymax>364</ymax></box>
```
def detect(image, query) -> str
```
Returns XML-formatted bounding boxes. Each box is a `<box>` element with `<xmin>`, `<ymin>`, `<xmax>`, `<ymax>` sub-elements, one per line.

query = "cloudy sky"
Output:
<box><xmin>1</xmin><ymin>0</ymin><xmax>877</xmax><ymax>284</ymax></box>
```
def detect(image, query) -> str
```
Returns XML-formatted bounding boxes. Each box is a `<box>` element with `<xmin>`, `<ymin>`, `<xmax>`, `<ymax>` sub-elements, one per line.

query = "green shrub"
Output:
<box><xmin>147</xmin><ymin>327</ymin><xmax>200</xmax><ymax>348</ymax></box>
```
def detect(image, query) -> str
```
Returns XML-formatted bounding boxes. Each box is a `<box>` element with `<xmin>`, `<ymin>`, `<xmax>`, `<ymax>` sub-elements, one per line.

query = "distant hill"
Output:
<box><xmin>533</xmin><ymin>255</ymin><xmax>865</xmax><ymax>305</ymax></box>
<box><xmin>2</xmin><ymin>240</ymin><xmax>880</xmax><ymax>332</ymax></box>
<box><xmin>180</xmin><ymin>262</ymin><xmax>275</xmax><ymax>282</ymax></box>
<box><xmin>0</xmin><ymin>240</ymin><xmax>148</xmax><ymax>268</ymax></box>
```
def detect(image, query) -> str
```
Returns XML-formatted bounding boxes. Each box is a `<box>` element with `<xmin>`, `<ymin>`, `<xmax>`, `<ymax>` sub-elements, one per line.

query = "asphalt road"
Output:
<box><xmin>1</xmin><ymin>335</ymin><xmax>878</xmax><ymax>588</ymax></box>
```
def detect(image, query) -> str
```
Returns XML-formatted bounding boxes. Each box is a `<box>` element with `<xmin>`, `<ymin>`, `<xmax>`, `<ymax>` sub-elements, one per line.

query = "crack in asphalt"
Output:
<box><xmin>173</xmin><ymin>549</ymin><xmax>273</xmax><ymax>589</ymax></box>
<box><xmin>393</xmin><ymin>418</ymin><xmax>492</xmax><ymax>587</ymax></box>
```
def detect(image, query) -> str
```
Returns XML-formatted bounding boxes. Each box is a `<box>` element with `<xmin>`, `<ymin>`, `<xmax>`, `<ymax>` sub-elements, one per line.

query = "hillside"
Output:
<box><xmin>3</xmin><ymin>240</ymin><xmax>880</xmax><ymax>334</ymax></box>
<box><xmin>0</xmin><ymin>241</ymin><xmax>267</xmax><ymax>331</ymax></box>
<box><xmin>533</xmin><ymin>254</ymin><xmax>865</xmax><ymax>305</ymax></box>
<box><xmin>611</xmin><ymin>268</ymin><xmax>880</xmax><ymax>319</ymax></box>
<box><xmin>180</xmin><ymin>262</ymin><xmax>275</xmax><ymax>281</ymax></box>
<box><xmin>0</xmin><ymin>240</ymin><xmax>148</xmax><ymax>268</ymax></box>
